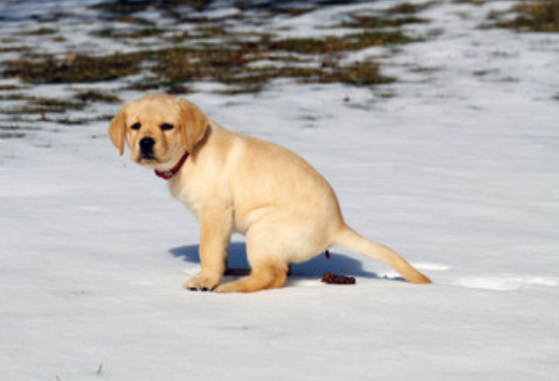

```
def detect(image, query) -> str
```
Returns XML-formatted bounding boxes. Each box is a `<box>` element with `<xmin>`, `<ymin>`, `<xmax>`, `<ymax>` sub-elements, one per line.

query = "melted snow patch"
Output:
<box><xmin>456</xmin><ymin>275</ymin><xmax>559</xmax><ymax>291</ymax></box>
<box><xmin>414</xmin><ymin>263</ymin><xmax>452</xmax><ymax>271</ymax></box>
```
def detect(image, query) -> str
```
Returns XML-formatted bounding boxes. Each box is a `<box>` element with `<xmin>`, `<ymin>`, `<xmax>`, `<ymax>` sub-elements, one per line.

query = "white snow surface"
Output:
<box><xmin>1</xmin><ymin>0</ymin><xmax>558</xmax><ymax>380</ymax></box>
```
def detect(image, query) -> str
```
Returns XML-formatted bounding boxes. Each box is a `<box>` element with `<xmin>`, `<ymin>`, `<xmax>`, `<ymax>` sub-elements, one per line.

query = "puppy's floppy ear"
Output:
<box><xmin>176</xmin><ymin>98</ymin><xmax>208</xmax><ymax>153</ymax></box>
<box><xmin>108</xmin><ymin>105</ymin><xmax>127</xmax><ymax>156</ymax></box>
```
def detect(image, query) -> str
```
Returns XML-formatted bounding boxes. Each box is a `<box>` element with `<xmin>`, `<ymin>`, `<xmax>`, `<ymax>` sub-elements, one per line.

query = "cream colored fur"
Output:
<box><xmin>109</xmin><ymin>93</ymin><xmax>431</xmax><ymax>293</ymax></box>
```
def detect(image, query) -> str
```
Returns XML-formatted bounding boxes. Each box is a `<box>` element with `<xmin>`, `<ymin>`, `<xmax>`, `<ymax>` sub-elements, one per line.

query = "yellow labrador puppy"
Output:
<box><xmin>109</xmin><ymin>93</ymin><xmax>431</xmax><ymax>292</ymax></box>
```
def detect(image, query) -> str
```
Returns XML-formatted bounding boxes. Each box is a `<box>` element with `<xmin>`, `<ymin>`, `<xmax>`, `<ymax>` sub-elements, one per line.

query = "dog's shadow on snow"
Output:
<box><xmin>169</xmin><ymin>242</ymin><xmax>386</xmax><ymax>280</ymax></box>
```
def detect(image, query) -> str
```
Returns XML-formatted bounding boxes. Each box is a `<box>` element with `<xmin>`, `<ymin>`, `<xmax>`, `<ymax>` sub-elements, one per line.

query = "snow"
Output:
<box><xmin>1</xmin><ymin>0</ymin><xmax>558</xmax><ymax>380</ymax></box>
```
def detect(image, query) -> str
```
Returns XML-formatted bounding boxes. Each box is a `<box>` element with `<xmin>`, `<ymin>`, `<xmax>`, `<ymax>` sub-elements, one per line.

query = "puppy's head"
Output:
<box><xmin>108</xmin><ymin>93</ymin><xmax>208</xmax><ymax>169</ymax></box>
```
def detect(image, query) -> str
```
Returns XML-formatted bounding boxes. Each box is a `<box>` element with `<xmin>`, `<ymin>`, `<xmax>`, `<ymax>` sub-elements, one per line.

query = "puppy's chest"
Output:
<box><xmin>169</xmin><ymin>170</ymin><xmax>252</xmax><ymax>234</ymax></box>
<box><xmin>168</xmin><ymin>175</ymin><xmax>200</xmax><ymax>216</ymax></box>
<box><xmin>168</xmin><ymin>166</ymin><xmax>230</xmax><ymax>217</ymax></box>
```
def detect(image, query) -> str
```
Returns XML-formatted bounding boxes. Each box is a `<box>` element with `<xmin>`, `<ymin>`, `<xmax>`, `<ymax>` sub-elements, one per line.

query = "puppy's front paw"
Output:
<box><xmin>184</xmin><ymin>272</ymin><xmax>221</xmax><ymax>292</ymax></box>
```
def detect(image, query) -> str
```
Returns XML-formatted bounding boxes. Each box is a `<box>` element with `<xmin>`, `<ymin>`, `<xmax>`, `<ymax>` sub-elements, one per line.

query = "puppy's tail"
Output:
<box><xmin>333</xmin><ymin>225</ymin><xmax>432</xmax><ymax>284</ymax></box>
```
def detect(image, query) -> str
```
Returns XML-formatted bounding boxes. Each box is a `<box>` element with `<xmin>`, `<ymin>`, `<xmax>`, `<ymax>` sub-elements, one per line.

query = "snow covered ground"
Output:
<box><xmin>0</xmin><ymin>0</ymin><xmax>558</xmax><ymax>380</ymax></box>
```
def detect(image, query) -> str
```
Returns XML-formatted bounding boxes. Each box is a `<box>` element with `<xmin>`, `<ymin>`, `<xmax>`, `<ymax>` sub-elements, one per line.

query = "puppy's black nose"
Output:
<box><xmin>140</xmin><ymin>137</ymin><xmax>155</xmax><ymax>154</ymax></box>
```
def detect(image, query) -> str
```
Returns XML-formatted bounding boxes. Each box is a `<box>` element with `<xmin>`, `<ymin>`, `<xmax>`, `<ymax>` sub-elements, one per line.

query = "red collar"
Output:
<box><xmin>154</xmin><ymin>150</ymin><xmax>189</xmax><ymax>180</ymax></box>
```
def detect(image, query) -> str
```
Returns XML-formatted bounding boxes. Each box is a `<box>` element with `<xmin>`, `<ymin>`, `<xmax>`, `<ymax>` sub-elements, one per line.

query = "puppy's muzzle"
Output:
<box><xmin>140</xmin><ymin>137</ymin><xmax>156</xmax><ymax>159</ymax></box>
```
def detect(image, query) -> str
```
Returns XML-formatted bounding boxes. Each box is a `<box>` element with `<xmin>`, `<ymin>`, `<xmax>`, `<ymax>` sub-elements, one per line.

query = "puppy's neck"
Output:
<box><xmin>154</xmin><ymin>150</ymin><xmax>190</xmax><ymax>180</ymax></box>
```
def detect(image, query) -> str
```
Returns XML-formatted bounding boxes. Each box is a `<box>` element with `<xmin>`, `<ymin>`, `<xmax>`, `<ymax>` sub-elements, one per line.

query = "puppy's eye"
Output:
<box><xmin>161</xmin><ymin>123</ymin><xmax>174</xmax><ymax>131</ymax></box>
<box><xmin>131</xmin><ymin>122</ymin><xmax>141</xmax><ymax>130</ymax></box>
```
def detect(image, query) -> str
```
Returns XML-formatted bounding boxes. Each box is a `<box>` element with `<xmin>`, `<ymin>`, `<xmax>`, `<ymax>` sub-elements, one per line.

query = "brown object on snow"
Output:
<box><xmin>321</xmin><ymin>272</ymin><xmax>356</xmax><ymax>285</ymax></box>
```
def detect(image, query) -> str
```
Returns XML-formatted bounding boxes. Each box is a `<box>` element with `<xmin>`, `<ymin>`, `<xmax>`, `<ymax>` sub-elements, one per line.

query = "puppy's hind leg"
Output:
<box><xmin>215</xmin><ymin>227</ymin><xmax>288</xmax><ymax>293</ymax></box>
<box><xmin>214</xmin><ymin>261</ymin><xmax>287</xmax><ymax>293</ymax></box>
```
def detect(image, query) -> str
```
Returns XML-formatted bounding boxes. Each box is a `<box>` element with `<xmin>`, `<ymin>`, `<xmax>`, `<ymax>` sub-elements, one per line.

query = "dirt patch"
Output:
<box><xmin>3</xmin><ymin>53</ymin><xmax>139</xmax><ymax>84</ymax></box>
<box><xmin>489</xmin><ymin>1</ymin><xmax>559</xmax><ymax>33</ymax></box>
<box><xmin>2</xmin><ymin>1</ymin><xmax>424</xmax><ymax>94</ymax></box>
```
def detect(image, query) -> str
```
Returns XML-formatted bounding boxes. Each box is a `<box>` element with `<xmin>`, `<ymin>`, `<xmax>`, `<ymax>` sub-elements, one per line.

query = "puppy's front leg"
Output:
<box><xmin>184</xmin><ymin>206</ymin><xmax>233</xmax><ymax>291</ymax></box>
